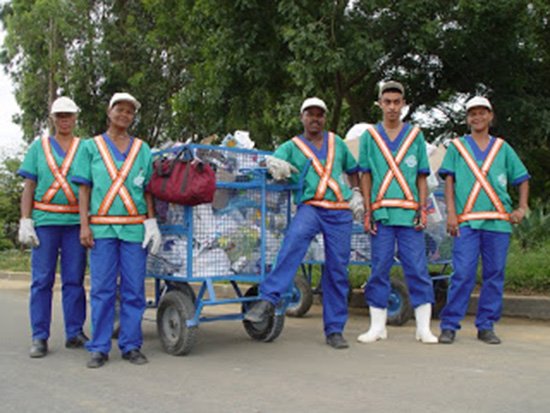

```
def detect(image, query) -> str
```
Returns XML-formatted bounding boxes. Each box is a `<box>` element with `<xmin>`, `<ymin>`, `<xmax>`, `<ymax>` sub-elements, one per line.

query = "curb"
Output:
<box><xmin>347</xmin><ymin>289</ymin><xmax>550</xmax><ymax>321</ymax></box>
<box><xmin>2</xmin><ymin>271</ymin><xmax>549</xmax><ymax>320</ymax></box>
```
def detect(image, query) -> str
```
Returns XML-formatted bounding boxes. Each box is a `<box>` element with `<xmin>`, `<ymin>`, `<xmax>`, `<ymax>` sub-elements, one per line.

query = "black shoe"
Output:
<box><xmin>29</xmin><ymin>339</ymin><xmax>48</xmax><ymax>358</ymax></box>
<box><xmin>87</xmin><ymin>352</ymin><xmax>109</xmax><ymax>368</ymax></box>
<box><xmin>326</xmin><ymin>333</ymin><xmax>349</xmax><ymax>349</ymax></box>
<box><xmin>439</xmin><ymin>330</ymin><xmax>456</xmax><ymax>344</ymax></box>
<box><xmin>477</xmin><ymin>329</ymin><xmax>501</xmax><ymax>345</ymax></box>
<box><xmin>244</xmin><ymin>300</ymin><xmax>274</xmax><ymax>323</ymax></box>
<box><xmin>122</xmin><ymin>349</ymin><xmax>148</xmax><ymax>365</ymax></box>
<box><xmin>65</xmin><ymin>332</ymin><xmax>89</xmax><ymax>349</ymax></box>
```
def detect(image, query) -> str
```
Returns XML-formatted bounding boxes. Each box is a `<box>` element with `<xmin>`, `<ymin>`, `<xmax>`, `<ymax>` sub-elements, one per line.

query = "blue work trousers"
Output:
<box><xmin>365</xmin><ymin>223</ymin><xmax>434</xmax><ymax>309</ymax></box>
<box><xmin>86</xmin><ymin>238</ymin><xmax>147</xmax><ymax>354</ymax></box>
<box><xmin>440</xmin><ymin>227</ymin><xmax>510</xmax><ymax>331</ymax></box>
<box><xmin>260</xmin><ymin>205</ymin><xmax>353</xmax><ymax>336</ymax></box>
<box><xmin>30</xmin><ymin>225</ymin><xmax>86</xmax><ymax>340</ymax></box>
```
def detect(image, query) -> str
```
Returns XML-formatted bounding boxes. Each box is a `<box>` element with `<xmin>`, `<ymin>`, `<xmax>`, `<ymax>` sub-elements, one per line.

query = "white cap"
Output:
<box><xmin>109</xmin><ymin>92</ymin><xmax>141</xmax><ymax>111</ymax></box>
<box><xmin>465</xmin><ymin>96</ymin><xmax>492</xmax><ymax>112</ymax></box>
<box><xmin>50</xmin><ymin>97</ymin><xmax>79</xmax><ymax>114</ymax></box>
<box><xmin>300</xmin><ymin>97</ymin><xmax>328</xmax><ymax>114</ymax></box>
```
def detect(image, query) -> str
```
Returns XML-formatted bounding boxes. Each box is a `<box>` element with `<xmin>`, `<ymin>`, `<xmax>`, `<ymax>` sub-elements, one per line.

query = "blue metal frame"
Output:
<box><xmin>147</xmin><ymin>144</ymin><xmax>303</xmax><ymax>329</ymax></box>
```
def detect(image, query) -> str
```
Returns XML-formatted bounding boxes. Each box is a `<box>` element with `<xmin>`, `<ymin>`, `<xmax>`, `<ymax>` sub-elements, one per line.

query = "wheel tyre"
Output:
<box><xmin>242</xmin><ymin>286</ymin><xmax>285</xmax><ymax>342</ymax></box>
<box><xmin>387</xmin><ymin>277</ymin><xmax>413</xmax><ymax>326</ymax></box>
<box><xmin>286</xmin><ymin>274</ymin><xmax>313</xmax><ymax>317</ymax></box>
<box><xmin>432</xmin><ymin>278</ymin><xmax>449</xmax><ymax>319</ymax></box>
<box><xmin>157</xmin><ymin>290</ymin><xmax>197</xmax><ymax>355</ymax></box>
<box><xmin>165</xmin><ymin>280</ymin><xmax>197</xmax><ymax>304</ymax></box>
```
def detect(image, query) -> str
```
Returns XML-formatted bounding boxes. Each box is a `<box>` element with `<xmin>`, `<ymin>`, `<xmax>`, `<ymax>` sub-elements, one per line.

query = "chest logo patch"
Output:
<box><xmin>133</xmin><ymin>170</ymin><xmax>145</xmax><ymax>187</ymax></box>
<box><xmin>404</xmin><ymin>154</ymin><xmax>417</xmax><ymax>168</ymax></box>
<box><xmin>497</xmin><ymin>173</ymin><xmax>507</xmax><ymax>187</ymax></box>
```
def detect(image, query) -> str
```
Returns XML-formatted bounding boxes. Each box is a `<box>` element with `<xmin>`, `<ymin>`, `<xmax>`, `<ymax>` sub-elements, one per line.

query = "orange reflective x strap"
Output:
<box><xmin>93</xmin><ymin>135</ymin><xmax>143</xmax><ymax>220</ymax></box>
<box><xmin>292</xmin><ymin>133</ymin><xmax>350</xmax><ymax>210</ymax></box>
<box><xmin>367</xmin><ymin>125</ymin><xmax>420</xmax><ymax>211</ymax></box>
<box><xmin>291</xmin><ymin>133</ymin><xmax>344</xmax><ymax>202</ymax></box>
<box><xmin>34</xmin><ymin>137</ymin><xmax>80</xmax><ymax>214</ymax></box>
<box><xmin>453</xmin><ymin>138</ymin><xmax>510</xmax><ymax>223</ymax></box>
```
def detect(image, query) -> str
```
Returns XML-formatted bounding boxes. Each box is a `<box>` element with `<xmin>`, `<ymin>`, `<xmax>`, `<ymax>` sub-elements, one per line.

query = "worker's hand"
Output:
<box><xmin>510</xmin><ymin>207</ymin><xmax>527</xmax><ymax>225</ymax></box>
<box><xmin>446</xmin><ymin>212</ymin><xmax>460</xmax><ymax>237</ymax></box>
<box><xmin>18</xmin><ymin>218</ymin><xmax>40</xmax><ymax>247</ymax></box>
<box><xmin>80</xmin><ymin>224</ymin><xmax>95</xmax><ymax>249</ymax></box>
<box><xmin>414</xmin><ymin>206</ymin><xmax>428</xmax><ymax>231</ymax></box>
<box><xmin>349</xmin><ymin>187</ymin><xmax>365</xmax><ymax>221</ymax></box>
<box><xmin>265</xmin><ymin>155</ymin><xmax>298</xmax><ymax>181</ymax></box>
<box><xmin>364</xmin><ymin>210</ymin><xmax>377</xmax><ymax>235</ymax></box>
<box><xmin>143</xmin><ymin>218</ymin><xmax>162</xmax><ymax>255</ymax></box>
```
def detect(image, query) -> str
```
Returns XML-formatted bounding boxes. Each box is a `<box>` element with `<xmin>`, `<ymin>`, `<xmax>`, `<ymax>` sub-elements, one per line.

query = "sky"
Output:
<box><xmin>0</xmin><ymin>26</ymin><xmax>24</xmax><ymax>158</ymax></box>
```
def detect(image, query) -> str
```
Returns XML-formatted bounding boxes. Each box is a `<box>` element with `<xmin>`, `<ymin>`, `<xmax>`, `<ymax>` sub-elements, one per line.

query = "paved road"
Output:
<box><xmin>1</xmin><ymin>281</ymin><xmax>549</xmax><ymax>413</ymax></box>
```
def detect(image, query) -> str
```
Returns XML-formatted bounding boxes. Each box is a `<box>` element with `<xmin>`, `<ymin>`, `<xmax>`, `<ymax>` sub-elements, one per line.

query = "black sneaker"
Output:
<box><xmin>29</xmin><ymin>339</ymin><xmax>48</xmax><ymax>358</ymax></box>
<box><xmin>87</xmin><ymin>352</ymin><xmax>109</xmax><ymax>368</ymax></box>
<box><xmin>65</xmin><ymin>332</ymin><xmax>89</xmax><ymax>349</ymax></box>
<box><xmin>326</xmin><ymin>333</ymin><xmax>349</xmax><ymax>349</ymax></box>
<box><xmin>122</xmin><ymin>349</ymin><xmax>148</xmax><ymax>365</ymax></box>
<box><xmin>477</xmin><ymin>329</ymin><xmax>501</xmax><ymax>345</ymax></box>
<box><xmin>438</xmin><ymin>330</ymin><xmax>456</xmax><ymax>344</ymax></box>
<box><xmin>244</xmin><ymin>300</ymin><xmax>275</xmax><ymax>323</ymax></box>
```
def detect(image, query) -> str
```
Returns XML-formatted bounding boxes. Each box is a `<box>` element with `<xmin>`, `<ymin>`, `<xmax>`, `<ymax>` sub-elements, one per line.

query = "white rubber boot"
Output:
<box><xmin>415</xmin><ymin>303</ymin><xmax>438</xmax><ymax>344</ymax></box>
<box><xmin>357</xmin><ymin>307</ymin><xmax>387</xmax><ymax>343</ymax></box>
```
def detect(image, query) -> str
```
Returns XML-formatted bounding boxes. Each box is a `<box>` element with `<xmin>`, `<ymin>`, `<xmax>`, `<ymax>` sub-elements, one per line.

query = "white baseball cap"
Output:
<box><xmin>109</xmin><ymin>92</ymin><xmax>141</xmax><ymax>111</ymax></box>
<box><xmin>50</xmin><ymin>97</ymin><xmax>79</xmax><ymax>114</ymax></box>
<box><xmin>465</xmin><ymin>96</ymin><xmax>492</xmax><ymax>112</ymax></box>
<box><xmin>300</xmin><ymin>97</ymin><xmax>328</xmax><ymax>114</ymax></box>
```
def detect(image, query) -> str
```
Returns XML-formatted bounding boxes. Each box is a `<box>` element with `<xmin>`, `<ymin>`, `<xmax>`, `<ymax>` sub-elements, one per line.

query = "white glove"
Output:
<box><xmin>18</xmin><ymin>218</ymin><xmax>40</xmax><ymax>247</ymax></box>
<box><xmin>349</xmin><ymin>187</ymin><xmax>365</xmax><ymax>221</ymax></box>
<box><xmin>266</xmin><ymin>155</ymin><xmax>298</xmax><ymax>181</ymax></box>
<box><xmin>142</xmin><ymin>218</ymin><xmax>162</xmax><ymax>255</ymax></box>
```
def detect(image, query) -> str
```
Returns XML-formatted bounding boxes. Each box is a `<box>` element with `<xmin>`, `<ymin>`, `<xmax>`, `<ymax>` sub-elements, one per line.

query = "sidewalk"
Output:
<box><xmin>2</xmin><ymin>270</ymin><xmax>549</xmax><ymax>320</ymax></box>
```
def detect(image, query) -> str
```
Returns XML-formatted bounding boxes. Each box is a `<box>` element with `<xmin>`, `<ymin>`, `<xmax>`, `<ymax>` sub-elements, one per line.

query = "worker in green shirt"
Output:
<box><xmin>72</xmin><ymin>92</ymin><xmax>161</xmax><ymax>368</ymax></box>
<box><xmin>17</xmin><ymin>96</ymin><xmax>88</xmax><ymax>358</ymax></box>
<box><xmin>438</xmin><ymin>96</ymin><xmax>530</xmax><ymax>345</ymax></box>
<box><xmin>356</xmin><ymin>81</ymin><xmax>438</xmax><ymax>344</ymax></box>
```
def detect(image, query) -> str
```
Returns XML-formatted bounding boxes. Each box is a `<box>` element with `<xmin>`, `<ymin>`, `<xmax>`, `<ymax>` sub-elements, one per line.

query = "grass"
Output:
<box><xmin>1</xmin><ymin>239</ymin><xmax>549</xmax><ymax>294</ymax></box>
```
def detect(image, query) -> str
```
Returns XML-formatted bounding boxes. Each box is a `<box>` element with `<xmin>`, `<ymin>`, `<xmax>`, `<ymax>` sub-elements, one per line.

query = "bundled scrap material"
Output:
<box><xmin>147</xmin><ymin>144</ymin><xmax>289</xmax><ymax>278</ymax></box>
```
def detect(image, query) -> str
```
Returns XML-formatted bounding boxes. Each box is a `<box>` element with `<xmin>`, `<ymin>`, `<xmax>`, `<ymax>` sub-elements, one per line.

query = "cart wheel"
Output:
<box><xmin>157</xmin><ymin>290</ymin><xmax>197</xmax><ymax>355</ymax></box>
<box><xmin>387</xmin><ymin>277</ymin><xmax>413</xmax><ymax>326</ymax></box>
<box><xmin>286</xmin><ymin>274</ymin><xmax>313</xmax><ymax>317</ymax></box>
<box><xmin>432</xmin><ymin>278</ymin><xmax>449</xmax><ymax>319</ymax></box>
<box><xmin>165</xmin><ymin>280</ymin><xmax>197</xmax><ymax>304</ymax></box>
<box><xmin>242</xmin><ymin>286</ymin><xmax>285</xmax><ymax>342</ymax></box>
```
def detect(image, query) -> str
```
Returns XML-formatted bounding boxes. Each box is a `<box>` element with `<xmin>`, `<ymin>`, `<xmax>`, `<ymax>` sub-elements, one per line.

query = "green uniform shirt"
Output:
<box><xmin>274</xmin><ymin>132</ymin><xmax>360</xmax><ymax>204</ymax></box>
<box><xmin>18</xmin><ymin>137</ymin><xmax>83</xmax><ymax>226</ymax></box>
<box><xmin>71</xmin><ymin>134</ymin><xmax>152</xmax><ymax>242</ymax></box>
<box><xmin>358</xmin><ymin>123</ymin><xmax>430</xmax><ymax>227</ymax></box>
<box><xmin>439</xmin><ymin>135</ymin><xmax>529</xmax><ymax>233</ymax></box>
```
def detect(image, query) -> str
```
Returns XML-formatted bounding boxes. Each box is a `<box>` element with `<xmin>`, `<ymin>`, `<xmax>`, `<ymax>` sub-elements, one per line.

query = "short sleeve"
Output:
<box><xmin>504</xmin><ymin>142</ymin><xmax>530</xmax><ymax>185</ymax></box>
<box><xmin>438</xmin><ymin>142</ymin><xmax>457</xmax><ymax>179</ymax></box>
<box><xmin>18</xmin><ymin>139</ymin><xmax>39</xmax><ymax>181</ymax></box>
<box><xmin>70</xmin><ymin>139</ymin><xmax>93</xmax><ymax>186</ymax></box>
<box><xmin>357</xmin><ymin>131</ymin><xmax>371</xmax><ymax>172</ymax></box>
<box><xmin>416</xmin><ymin>131</ymin><xmax>430</xmax><ymax>175</ymax></box>
<box><xmin>142</xmin><ymin>142</ymin><xmax>153</xmax><ymax>186</ymax></box>
<box><xmin>338</xmin><ymin>137</ymin><xmax>359</xmax><ymax>174</ymax></box>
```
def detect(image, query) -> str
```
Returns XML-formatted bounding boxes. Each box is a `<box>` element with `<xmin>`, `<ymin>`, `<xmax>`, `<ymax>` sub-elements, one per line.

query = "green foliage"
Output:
<box><xmin>505</xmin><ymin>239</ymin><xmax>550</xmax><ymax>293</ymax></box>
<box><xmin>1</xmin><ymin>0</ymin><xmax>549</xmax><ymax>196</ymax></box>
<box><xmin>512</xmin><ymin>200</ymin><xmax>550</xmax><ymax>250</ymax></box>
<box><xmin>0</xmin><ymin>155</ymin><xmax>23</xmax><ymax>248</ymax></box>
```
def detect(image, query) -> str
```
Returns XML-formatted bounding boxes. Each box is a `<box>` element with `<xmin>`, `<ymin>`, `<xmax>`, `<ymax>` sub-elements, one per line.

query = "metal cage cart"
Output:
<box><xmin>287</xmin><ymin>188</ymin><xmax>453</xmax><ymax>326</ymax></box>
<box><xmin>146</xmin><ymin>144</ymin><xmax>297</xmax><ymax>355</ymax></box>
